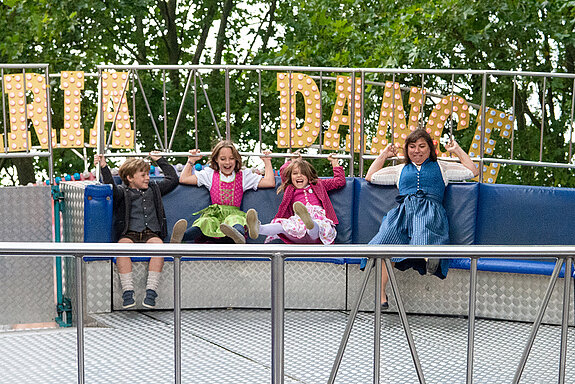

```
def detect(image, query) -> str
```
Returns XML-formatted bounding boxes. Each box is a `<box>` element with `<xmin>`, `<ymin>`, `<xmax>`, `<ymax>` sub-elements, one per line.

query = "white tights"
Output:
<box><xmin>259</xmin><ymin>221</ymin><xmax>320</xmax><ymax>240</ymax></box>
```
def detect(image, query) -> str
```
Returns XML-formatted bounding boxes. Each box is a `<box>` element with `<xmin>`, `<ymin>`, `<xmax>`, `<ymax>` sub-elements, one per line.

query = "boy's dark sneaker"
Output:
<box><xmin>142</xmin><ymin>289</ymin><xmax>158</xmax><ymax>308</ymax></box>
<box><xmin>122</xmin><ymin>290</ymin><xmax>136</xmax><ymax>309</ymax></box>
<box><xmin>220</xmin><ymin>223</ymin><xmax>246</xmax><ymax>244</ymax></box>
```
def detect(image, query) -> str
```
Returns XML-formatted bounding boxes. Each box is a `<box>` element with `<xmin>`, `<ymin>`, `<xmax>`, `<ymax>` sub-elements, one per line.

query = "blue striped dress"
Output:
<box><xmin>368</xmin><ymin>159</ymin><xmax>450</xmax><ymax>278</ymax></box>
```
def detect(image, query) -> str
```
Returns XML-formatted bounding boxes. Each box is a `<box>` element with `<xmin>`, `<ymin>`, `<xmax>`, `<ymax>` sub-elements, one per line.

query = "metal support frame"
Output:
<box><xmin>1</xmin><ymin>243</ymin><xmax>575</xmax><ymax>384</ymax></box>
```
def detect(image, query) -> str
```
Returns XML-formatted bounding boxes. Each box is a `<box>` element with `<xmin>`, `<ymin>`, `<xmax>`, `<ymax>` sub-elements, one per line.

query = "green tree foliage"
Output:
<box><xmin>259</xmin><ymin>0</ymin><xmax>575</xmax><ymax>186</ymax></box>
<box><xmin>0</xmin><ymin>0</ymin><xmax>279</xmax><ymax>184</ymax></box>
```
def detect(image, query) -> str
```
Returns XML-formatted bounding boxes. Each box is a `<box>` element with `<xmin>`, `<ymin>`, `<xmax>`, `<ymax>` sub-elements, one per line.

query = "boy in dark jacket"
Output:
<box><xmin>95</xmin><ymin>151</ymin><xmax>180</xmax><ymax>309</ymax></box>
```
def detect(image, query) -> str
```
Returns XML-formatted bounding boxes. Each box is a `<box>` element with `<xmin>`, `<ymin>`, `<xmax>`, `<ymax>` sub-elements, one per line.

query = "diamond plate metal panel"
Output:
<box><xmin>1</xmin><ymin>309</ymin><xmax>574</xmax><ymax>383</ymax></box>
<box><xmin>0</xmin><ymin>256</ymin><xmax>55</xmax><ymax>325</ymax></box>
<box><xmin>0</xmin><ymin>186</ymin><xmax>52</xmax><ymax>241</ymax></box>
<box><xmin>86</xmin><ymin>261</ymin><xmax>112</xmax><ymax>314</ymax></box>
<box><xmin>60</xmin><ymin>181</ymin><xmax>98</xmax><ymax>243</ymax></box>
<box><xmin>106</xmin><ymin>260</ymin><xmax>347</xmax><ymax>311</ymax></box>
<box><xmin>348</xmin><ymin>262</ymin><xmax>574</xmax><ymax>325</ymax></box>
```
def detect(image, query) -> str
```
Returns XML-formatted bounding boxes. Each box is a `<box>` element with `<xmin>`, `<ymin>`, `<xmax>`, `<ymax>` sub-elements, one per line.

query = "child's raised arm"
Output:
<box><xmin>179</xmin><ymin>149</ymin><xmax>202</xmax><ymax>185</ymax></box>
<box><xmin>365</xmin><ymin>144</ymin><xmax>398</xmax><ymax>182</ymax></box>
<box><xmin>257</xmin><ymin>150</ymin><xmax>276</xmax><ymax>188</ymax></box>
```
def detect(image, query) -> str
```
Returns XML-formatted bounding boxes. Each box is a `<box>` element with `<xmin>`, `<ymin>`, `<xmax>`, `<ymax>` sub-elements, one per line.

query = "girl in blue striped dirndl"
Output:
<box><xmin>364</xmin><ymin>129</ymin><xmax>479</xmax><ymax>310</ymax></box>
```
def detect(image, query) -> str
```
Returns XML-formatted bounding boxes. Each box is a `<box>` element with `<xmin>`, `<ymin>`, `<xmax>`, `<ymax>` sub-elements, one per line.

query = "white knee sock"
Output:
<box><xmin>146</xmin><ymin>271</ymin><xmax>161</xmax><ymax>291</ymax></box>
<box><xmin>119</xmin><ymin>272</ymin><xmax>134</xmax><ymax>292</ymax></box>
<box><xmin>258</xmin><ymin>222</ymin><xmax>286</xmax><ymax>237</ymax></box>
<box><xmin>307</xmin><ymin>220</ymin><xmax>320</xmax><ymax>239</ymax></box>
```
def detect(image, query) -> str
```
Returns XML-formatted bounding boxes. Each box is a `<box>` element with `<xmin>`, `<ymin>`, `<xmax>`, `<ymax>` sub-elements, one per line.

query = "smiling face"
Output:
<box><xmin>290</xmin><ymin>165</ymin><xmax>310</xmax><ymax>189</ymax></box>
<box><xmin>407</xmin><ymin>137</ymin><xmax>431</xmax><ymax>165</ymax></box>
<box><xmin>215</xmin><ymin>147</ymin><xmax>237</xmax><ymax>176</ymax></box>
<box><xmin>127</xmin><ymin>170</ymin><xmax>150</xmax><ymax>190</ymax></box>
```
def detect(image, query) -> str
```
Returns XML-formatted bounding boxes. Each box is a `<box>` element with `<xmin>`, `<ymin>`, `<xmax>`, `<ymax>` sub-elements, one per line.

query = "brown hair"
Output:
<box><xmin>118</xmin><ymin>158</ymin><xmax>150</xmax><ymax>185</ymax></box>
<box><xmin>403</xmin><ymin>129</ymin><xmax>437</xmax><ymax>165</ymax></box>
<box><xmin>277</xmin><ymin>159</ymin><xmax>318</xmax><ymax>194</ymax></box>
<box><xmin>209</xmin><ymin>140</ymin><xmax>242</xmax><ymax>173</ymax></box>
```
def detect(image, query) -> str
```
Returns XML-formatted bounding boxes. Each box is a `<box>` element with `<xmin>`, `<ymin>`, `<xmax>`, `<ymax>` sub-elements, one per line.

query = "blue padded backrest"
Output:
<box><xmin>241</xmin><ymin>177</ymin><xmax>283</xmax><ymax>244</ymax></box>
<box><xmin>444</xmin><ymin>183</ymin><xmax>479</xmax><ymax>245</ymax></box>
<box><xmin>353</xmin><ymin>179</ymin><xmax>478</xmax><ymax>245</ymax></box>
<box><xmin>162</xmin><ymin>184</ymin><xmax>212</xmax><ymax>242</ymax></box>
<box><xmin>353</xmin><ymin>179</ymin><xmax>400</xmax><ymax>244</ymax></box>
<box><xmin>327</xmin><ymin>177</ymin><xmax>355</xmax><ymax>244</ymax></box>
<box><xmin>84</xmin><ymin>184</ymin><xmax>113</xmax><ymax>243</ymax></box>
<box><xmin>476</xmin><ymin>183</ymin><xmax>575</xmax><ymax>245</ymax></box>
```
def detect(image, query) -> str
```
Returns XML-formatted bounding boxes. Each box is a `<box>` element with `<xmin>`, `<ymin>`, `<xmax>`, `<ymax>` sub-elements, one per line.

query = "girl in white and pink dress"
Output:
<box><xmin>179</xmin><ymin>140</ymin><xmax>275</xmax><ymax>243</ymax></box>
<box><xmin>246</xmin><ymin>155</ymin><xmax>346</xmax><ymax>244</ymax></box>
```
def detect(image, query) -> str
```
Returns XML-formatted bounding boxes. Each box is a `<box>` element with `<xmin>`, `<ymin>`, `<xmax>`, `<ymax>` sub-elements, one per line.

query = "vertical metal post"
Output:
<box><xmin>328</xmin><ymin>258</ymin><xmax>375</xmax><ymax>384</ymax></box>
<box><xmin>174</xmin><ymin>255</ymin><xmax>182</xmax><ymax>384</ymax></box>
<box><xmin>194</xmin><ymin>70</ymin><xmax>198</xmax><ymax>149</ymax></box>
<box><xmin>319</xmin><ymin>71</ymin><xmax>323</xmax><ymax>153</ymax></box>
<box><xmin>384</xmin><ymin>258</ymin><xmax>426</xmax><ymax>383</ymax></box>
<box><xmin>44</xmin><ymin>66</ymin><xmax>54</xmax><ymax>183</ymax></box>
<box><xmin>479</xmin><ymin>74</ymin><xmax>487</xmax><ymax>183</ymax></box>
<box><xmin>163</xmin><ymin>70</ymin><xmax>168</xmax><ymax>149</ymax></box>
<box><xmin>96</xmin><ymin>68</ymin><xmax>104</xmax><ymax>181</ymax></box>
<box><xmin>225</xmin><ymin>68</ymin><xmax>231</xmax><ymax>140</ymax></box>
<box><xmin>349</xmin><ymin>71</ymin><xmax>355</xmax><ymax>177</ymax></box>
<box><xmin>271</xmin><ymin>252</ymin><xmax>284</xmax><ymax>384</ymax></box>
<box><xmin>258</xmin><ymin>69</ymin><xmax>262</xmax><ymax>145</ymax></box>
<box><xmin>466</xmin><ymin>257</ymin><xmax>478</xmax><ymax>383</ymax></box>
<box><xmin>568</xmin><ymin>78</ymin><xmax>575</xmax><ymax>160</ymax></box>
<box><xmin>511</xmin><ymin>76</ymin><xmax>517</xmax><ymax>160</ymax></box>
<box><xmin>513</xmin><ymin>258</ymin><xmax>563</xmax><ymax>384</ymax></box>
<box><xmin>539</xmin><ymin>77</ymin><xmax>547</xmax><ymax>162</ymax></box>
<box><xmin>559</xmin><ymin>257</ymin><xmax>572</xmax><ymax>384</ymax></box>
<box><xmin>449</xmin><ymin>73</ymin><xmax>455</xmax><ymax>140</ymax></box>
<box><xmin>22</xmin><ymin>68</ymin><xmax>29</xmax><ymax>153</ymax></box>
<box><xmin>288</xmin><ymin>71</ymin><xmax>292</xmax><ymax>152</ymax></box>
<box><xmin>75</xmin><ymin>254</ymin><xmax>85</xmax><ymax>384</ymax></box>
<box><xmin>359</xmin><ymin>71</ymin><xmax>365</xmax><ymax>176</ymax></box>
<box><xmin>1</xmin><ymin>68</ymin><xmax>7</xmax><ymax>153</ymax></box>
<box><xmin>374</xmin><ymin>257</ymin><xmax>382</xmax><ymax>383</ymax></box>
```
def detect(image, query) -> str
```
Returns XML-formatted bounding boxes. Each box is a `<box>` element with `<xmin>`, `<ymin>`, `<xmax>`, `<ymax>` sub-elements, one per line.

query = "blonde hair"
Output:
<box><xmin>277</xmin><ymin>159</ymin><xmax>318</xmax><ymax>194</ymax></box>
<box><xmin>209</xmin><ymin>140</ymin><xmax>242</xmax><ymax>173</ymax></box>
<box><xmin>118</xmin><ymin>158</ymin><xmax>150</xmax><ymax>185</ymax></box>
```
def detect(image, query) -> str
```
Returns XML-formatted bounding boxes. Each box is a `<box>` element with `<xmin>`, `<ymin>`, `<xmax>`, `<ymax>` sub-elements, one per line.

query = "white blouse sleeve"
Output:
<box><xmin>242</xmin><ymin>168</ymin><xmax>264</xmax><ymax>191</ymax></box>
<box><xmin>438</xmin><ymin>160</ymin><xmax>475</xmax><ymax>184</ymax></box>
<box><xmin>196</xmin><ymin>167</ymin><xmax>214</xmax><ymax>189</ymax></box>
<box><xmin>370</xmin><ymin>164</ymin><xmax>403</xmax><ymax>186</ymax></box>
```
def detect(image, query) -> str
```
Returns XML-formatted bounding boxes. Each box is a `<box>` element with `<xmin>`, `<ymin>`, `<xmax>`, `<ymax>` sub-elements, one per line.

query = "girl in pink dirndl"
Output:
<box><xmin>246</xmin><ymin>155</ymin><xmax>346</xmax><ymax>244</ymax></box>
<box><xmin>179</xmin><ymin>140</ymin><xmax>275</xmax><ymax>243</ymax></box>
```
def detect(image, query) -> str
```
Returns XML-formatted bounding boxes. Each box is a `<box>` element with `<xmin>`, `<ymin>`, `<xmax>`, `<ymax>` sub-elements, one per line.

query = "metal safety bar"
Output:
<box><xmin>0</xmin><ymin>242</ymin><xmax>573</xmax><ymax>384</ymax></box>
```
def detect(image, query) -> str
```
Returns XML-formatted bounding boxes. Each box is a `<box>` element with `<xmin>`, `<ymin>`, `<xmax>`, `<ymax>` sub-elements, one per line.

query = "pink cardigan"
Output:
<box><xmin>273</xmin><ymin>163</ymin><xmax>346</xmax><ymax>224</ymax></box>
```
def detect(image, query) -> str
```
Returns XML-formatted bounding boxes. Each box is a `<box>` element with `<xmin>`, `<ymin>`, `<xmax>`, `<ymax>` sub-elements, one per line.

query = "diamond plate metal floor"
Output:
<box><xmin>1</xmin><ymin>309</ymin><xmax>573</xmax><ymax>383</ymax></box>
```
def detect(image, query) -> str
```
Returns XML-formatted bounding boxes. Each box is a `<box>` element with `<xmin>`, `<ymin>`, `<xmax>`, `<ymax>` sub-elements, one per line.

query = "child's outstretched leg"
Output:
<box><xmin>220</xmin><ymin>223</ymin><xmax>246</xmax><ymax>244</ymax></box>
<box><xmin>293</xmin><ymin>201</ymin><xmax>314</xmax><ymax>229</ymax></box>
<box><xmin>293</xmin><ymin>201</ymin><xmax>322</xmax><ymax>240</ymax></box>
<box><xmin>246</xmin><ymin>209</ymin><xmax>284</xmax><ymax>238</ymax></box>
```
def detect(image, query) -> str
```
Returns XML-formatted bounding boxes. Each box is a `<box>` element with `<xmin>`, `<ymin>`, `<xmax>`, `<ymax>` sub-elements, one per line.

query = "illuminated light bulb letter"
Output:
<box><xmin>469</xmin><ymin>107</ymin><xmax>514</xmax><ymax>183</ymax></box>
<box><xmin>60</xmin><ymin>71</ymin><xmax>85</xmax><ymax>148</ymax></box>
<box><xmin>322</xmin><ymin>76</ymin><xmax>366</xmax><ymax>152</ymax></box>
<box><xmin>89</xmin><ymin>72</ymin><xmax>134</xmax><ymax>148</ymax></box>
<box><xmin>276</xmin><ymin>73</ymin><xmax>321</xmax><ymax>148</ymax></box>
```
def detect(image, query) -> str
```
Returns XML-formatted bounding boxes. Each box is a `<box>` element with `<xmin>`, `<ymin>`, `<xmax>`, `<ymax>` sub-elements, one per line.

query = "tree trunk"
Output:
<box><xmin>192</xmin><ymin>1</ymin><xmax>218</xmax><ymax>65</ymax></box>
<box><xmin>213</xmin><ymin>0</ymin><xmax>234</xmax><ymax>65</ymax></box>
<box><xmin>12</xmin><ymin>158</ymin><xmax>36</xmax><ymax>185</ymax></box>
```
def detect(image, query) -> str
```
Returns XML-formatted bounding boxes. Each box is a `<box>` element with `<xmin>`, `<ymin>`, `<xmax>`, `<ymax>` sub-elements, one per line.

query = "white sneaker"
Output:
<box><xmin>246</xmin><ymin>209</ymin><xmax>260</xmax><ymax>239</ymax></box>
<box><xmin>220</xmin><ymin>223</ymin><xmax>246</xmax><ymax>244</ymax></box>
<box><xmin>293</xmin><ymin>201</ymin><xmax>314</xmax><ymax>229</ymax></box>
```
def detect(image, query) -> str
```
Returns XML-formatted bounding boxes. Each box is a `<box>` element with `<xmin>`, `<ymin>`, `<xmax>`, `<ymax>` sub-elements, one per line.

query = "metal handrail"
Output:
<box><xmin>0</xmin><ymin>242</ymin><xmax>573</xmax><ymax>384</ymax></box>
